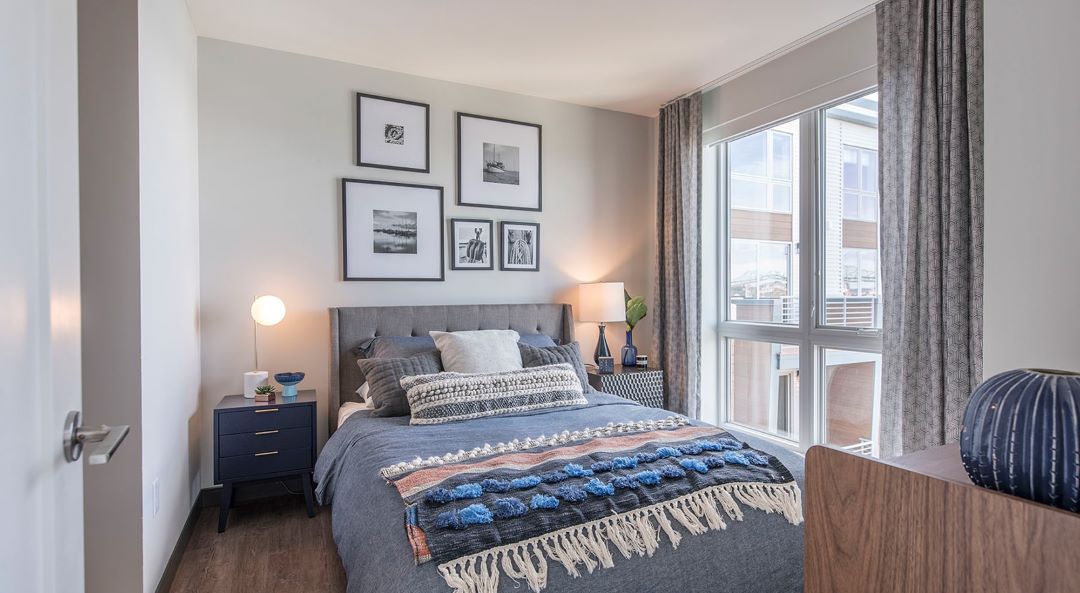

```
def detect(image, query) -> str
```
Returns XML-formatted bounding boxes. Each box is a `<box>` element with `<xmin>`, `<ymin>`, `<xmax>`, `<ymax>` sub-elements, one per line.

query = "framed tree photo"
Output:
<box><xmin>342</xmin><ymin>178</ymin><xmax>444</xmax><ymax>281</ymax></box>
<box><xmin>449</xmin><ymin>218</ymin><xmax>494</xmax><ymax>270</ymax></box>
<box><xmin>499</xmin><ymin>221</ymin><xmax>540</xmax><ymax>272</ymax></box>
<box><xmin>356</xmin><ymin>93</ymin><xmax>430</xmax><ymax>173</ymax></box>
<box><xmin>457</xmin><ymin>113</ymin><xmax>542</xmax><ymax>211</ymax></box>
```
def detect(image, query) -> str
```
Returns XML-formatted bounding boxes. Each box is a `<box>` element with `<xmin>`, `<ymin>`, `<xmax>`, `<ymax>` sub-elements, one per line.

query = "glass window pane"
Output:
<box><xmin>771</xmin><ymin>132</ymin><xmax>792</xmax><ymax>180</ymax></box>
<box><xmin>730</xmin><ymin>240</ymin><xmax>758</xmax><ymax>299</ymax></box>
<box><xmin>730</xmin><ymin>178</ymin><xmax>767</xmax><ymax>209</ymax></box>
<box><xmin>824</xmin><ymin>93</ymin><xmax>881</xmax><ymax>328</ymax></box>
<box><xmin>729</xmin><ymin>340</ymin><xmax>800</xmax><ymax>441</ymax></box>
<box><xmin>729</xmin><ymin>132</ymin><xmax>767</xmax><ymax>176</ymax></box>
<box><xmin>772</xmin><ymin>184</ymin><xmax>792</xmax><ymax>212</ymax></box>
<box><xmin>823</xmin><ymin>349</ymin><xmax>881</xmax><ymax>455</ymax></box>
<box><xmin>757</xmin><ymin>243</ymin><xmax>790</xmax><ymax>298</ymax></box>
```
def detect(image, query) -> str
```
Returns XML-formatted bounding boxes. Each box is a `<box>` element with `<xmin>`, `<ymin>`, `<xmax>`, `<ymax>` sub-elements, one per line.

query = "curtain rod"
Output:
<box><xmin>660</xmin><ymin>2</ymin><xmax>881</xmax><ymax>110</ymax></box>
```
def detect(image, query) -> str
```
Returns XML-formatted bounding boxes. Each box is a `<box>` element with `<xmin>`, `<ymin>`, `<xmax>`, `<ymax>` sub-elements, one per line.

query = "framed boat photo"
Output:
<box><xmin>341</xmin><ymin>178</ymin><xmax>444</xmax><ymax>281</ymax></box>
<box><xmin>457</xmin><ymin>113</ymin><xmax>542</xmax><ymax>211</ymax></box>
<box><xmin>449</xmin><ymin>218</ymin><xmax>494</xmax><ymax>270</ymax></box>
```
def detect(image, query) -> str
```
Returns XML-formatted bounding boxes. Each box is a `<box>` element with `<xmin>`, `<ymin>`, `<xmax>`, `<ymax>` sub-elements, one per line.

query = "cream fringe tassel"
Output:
<box><xmin>437</xmin><ymin>480</ymin><xmax>803</xmax><ymax>593</ymax></box>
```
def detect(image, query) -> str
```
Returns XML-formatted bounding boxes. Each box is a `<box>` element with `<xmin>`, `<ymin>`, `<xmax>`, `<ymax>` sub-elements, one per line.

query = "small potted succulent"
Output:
<box><xmin>254</xmin><ymin>384</ymin><xmax>276</xmax><ymax>402</ymax></box>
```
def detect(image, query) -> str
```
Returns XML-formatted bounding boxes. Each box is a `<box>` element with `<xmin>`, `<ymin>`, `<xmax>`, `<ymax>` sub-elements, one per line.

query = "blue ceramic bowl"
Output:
<box><xmin>274</xmin><ymin>372</ymin><xmax>305</xmax><ymax>397</ymax></box>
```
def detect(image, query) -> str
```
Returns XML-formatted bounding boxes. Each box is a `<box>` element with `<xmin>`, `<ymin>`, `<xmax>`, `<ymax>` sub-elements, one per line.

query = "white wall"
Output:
<box><xmin>983</xmin><ymin>0</ymin><xmax>1080</xmax><ymax>375</ymax></box>
<box><xmin>197</xmin><ymin>40</ymin><xmax>656</xmax><ymax>485</ymax></box>
<box><xmin>138</xmin><ymin>0</ymin><xmax>201</xmax><ymax>590</ymax></box>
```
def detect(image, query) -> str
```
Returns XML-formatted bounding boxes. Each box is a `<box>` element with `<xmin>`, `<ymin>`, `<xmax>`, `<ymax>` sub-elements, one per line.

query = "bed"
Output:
<box><xmin>316</xmin><ymin>304</ymin><xmax>805</xmax><ymax>593</ymax></box>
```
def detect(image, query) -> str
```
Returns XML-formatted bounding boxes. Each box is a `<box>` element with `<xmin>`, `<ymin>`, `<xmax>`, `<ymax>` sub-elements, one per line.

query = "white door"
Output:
<box><xmin>1</xmin><ymin>0</ymin><xmax>85</xmax><ymax>591</ymax></box>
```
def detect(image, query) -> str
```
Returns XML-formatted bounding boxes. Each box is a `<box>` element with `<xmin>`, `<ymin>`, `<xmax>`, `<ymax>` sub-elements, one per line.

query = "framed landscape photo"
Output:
<box><xmin>449</xmin><ymin>218</ymin><xmax>494</xmax><ymax>270</ymax></box>
<box><xmin>457</xmin><ymin>113</ymin><xmax>542</xmax><ymax>211</ymax></box>
<box><xmin>356</xmin><ymin>93</ymin><xmax>430</xmax><ymax>172</ymax></box>
<box><xmin>499</xmin><ymin>221</ymin><xmax>540</xmax><ymax>272</ymax></box>
<box><xmin>341</xmin><ymin>178</ymin><xmax>444</xmax><ymax>281</ymax></box>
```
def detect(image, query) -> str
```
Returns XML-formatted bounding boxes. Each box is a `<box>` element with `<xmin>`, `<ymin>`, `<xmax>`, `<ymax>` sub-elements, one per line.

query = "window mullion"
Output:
<box><xmin>797</xmin><ymin>112</ymin><xmax>817</xmax><ymax>451</ymax></box>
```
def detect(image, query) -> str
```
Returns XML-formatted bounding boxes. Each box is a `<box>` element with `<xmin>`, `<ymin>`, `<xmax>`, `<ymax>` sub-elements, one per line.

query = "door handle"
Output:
<box><xmin>63</xmin><ymin>410</ymin><xmax>131</xmax><ymax>465</ymax></box>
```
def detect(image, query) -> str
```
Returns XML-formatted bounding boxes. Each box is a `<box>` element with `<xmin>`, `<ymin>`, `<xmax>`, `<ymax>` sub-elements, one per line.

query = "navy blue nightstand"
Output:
<box><xmin>213</xmin><ymin>389</ymin><xmax>317</xmax><ymax>532</ymax></box>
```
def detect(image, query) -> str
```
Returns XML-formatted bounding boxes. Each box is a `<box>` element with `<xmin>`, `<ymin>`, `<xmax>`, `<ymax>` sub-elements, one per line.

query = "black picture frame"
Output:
<box><xmin>341</xmin><ymin>178</ymin><xmax>444</xmax><ymax>281</ymax></box>
<box><xmin>499</xmin><ymin>220</ymin><xmax>540</xmax><ymax>272</ymax></box>
<box><xmin>448</xmin><ymin>218</ymin><xmax>495</xmax><ymax>271</ymax></box>
<box><xmin>356</xmin><ymin>92</ymin><xmax>430</xmax><ymax>173</ymax></box>
<box><xmin>457</xmin><ymin>112</ymin><xmax>542</xmax><ymax>212</ymax></box>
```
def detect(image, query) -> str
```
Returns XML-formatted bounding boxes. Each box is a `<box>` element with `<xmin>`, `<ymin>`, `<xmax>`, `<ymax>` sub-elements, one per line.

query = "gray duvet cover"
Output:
<box><xmin>315</xmin><ymin>393</ymin><xmax>804</xmax><ymax>593</ymax></box>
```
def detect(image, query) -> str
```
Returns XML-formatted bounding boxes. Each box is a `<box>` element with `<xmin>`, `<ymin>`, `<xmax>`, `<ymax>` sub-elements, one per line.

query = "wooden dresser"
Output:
<box><xmin>805</xmin><ymin>443</ymin><xmax>1080</xmax><ymax>593</ymax></box>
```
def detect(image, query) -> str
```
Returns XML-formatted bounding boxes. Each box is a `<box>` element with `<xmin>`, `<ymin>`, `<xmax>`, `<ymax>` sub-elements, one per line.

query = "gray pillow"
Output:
<box><xmin>369</xmin><ymin>336</ymin><xmax>437</xmax><ymax>359</ymax></box>
<box><xmin>430</xmin><ymin>329</ymin><xmax>522</xmax><ymax>373</ymax></box>
<box><xmin>518</xmin><ymin>333</ymin><xmax>558</xmax><ymax>348</ymax></box>
<box><xmin>518</xmin><ymin>341</ymin><xmax>593</xmax><ymax>393</ymax></box>
<box><xmin>356</xmin><ymin>351</ymin><xmax>442</xmax><ymax>417</ymax></box>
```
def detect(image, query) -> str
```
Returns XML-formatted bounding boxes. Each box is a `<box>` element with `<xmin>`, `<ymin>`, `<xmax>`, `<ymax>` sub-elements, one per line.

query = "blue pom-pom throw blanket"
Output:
<box><xmin>381</xmin><ymin>417</ymin><xmax>802</xmax><ymax>593</ymax></box>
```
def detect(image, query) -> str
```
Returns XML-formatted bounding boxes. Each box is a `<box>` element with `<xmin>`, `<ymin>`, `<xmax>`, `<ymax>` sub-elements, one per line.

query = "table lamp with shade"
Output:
<box><xmin>578</xmin><ymin>282</ymin><xmax>626</xmax><ymax>366</ymax></box>
<box><xmin>245</xmin><ymin>295</ymin><xmax>286</xmax><ymax>398</ymax></box>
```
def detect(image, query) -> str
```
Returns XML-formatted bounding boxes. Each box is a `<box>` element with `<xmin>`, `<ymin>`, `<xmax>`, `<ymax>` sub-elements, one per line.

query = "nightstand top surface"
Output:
<box><xmin>588</xmin><ymin>364</ymin><xmax>660</xmax><ymax>376</ymax></box>
<box><xmin>216</xmin><ymin>389</ymin><xmax>317</xmax><ymax>411</ymax></box>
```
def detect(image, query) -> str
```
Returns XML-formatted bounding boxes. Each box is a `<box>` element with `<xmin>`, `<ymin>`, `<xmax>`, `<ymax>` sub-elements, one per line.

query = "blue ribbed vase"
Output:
<box><xmin>960</xmin><ymin>368</ymin><xmax>1080</xmax><ymax>512</ymax></box>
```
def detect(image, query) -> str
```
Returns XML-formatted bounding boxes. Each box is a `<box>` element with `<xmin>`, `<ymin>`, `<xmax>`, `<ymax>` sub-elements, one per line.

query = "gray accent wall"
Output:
<box><xmin>196</xmin><ymin>39</ymin><xmax>656</xmax><ymax>487</ymax></box>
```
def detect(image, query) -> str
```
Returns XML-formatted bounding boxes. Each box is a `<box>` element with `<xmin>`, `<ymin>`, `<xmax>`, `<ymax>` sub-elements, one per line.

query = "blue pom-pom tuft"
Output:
<box><xmin>612</xmin><ymin>456</ymin><xmax>638</xmax><ymax>470</ymax></box>
<box><xmin>722</xmin><ymin>451</ymin><xmax>751</xmax><ymax>466</ymax></box>
<box><xmin>492</xmin><ymin>497</ymin><xmax>528</xmax><ymax>519</ymax></box>
<box><xmin>656</xmin><ymin>447</ymin><xmax>682</xmax><ymax>459</ymax></box>
<box><xmin>611</xmin><ymin>476</ymin><xmax>639</xmax><ymax>490</ymax></box>
<box><xmin>677</xmin><ymin>443</ymin><xmax>703</xmax><ymax>455</ymax></box>
<box><xmin>563</xmin><ymin>463</ymin><xmax>594</xmax><ymax>477</ymax></box>
<box><xmin>556</xmin><ymin>484</ymin><xmax>587</xmax><ymax>502</ymax></box>
<box><xmin>480</xmin><ymin>478</ymin><xmax>511</xmax><ymax>493</ymax></box>
<box><xmin>451</xmin><ymin>483</ymin><xmax>483</xmax><ymax>499</ymax></box>
<box><xmin>743</xmin><ymin>450</ymin><xmax>769</xmax><ymax>466</ymax></box>
<box><xmin>530</xmin><ymin>494</ymin><xmax>560</xmax><ymax>510</ymax></box>
<box><xmin>635</xmin><ymin>451</ymin><xmax>660</xmax><ymax>463</ymax></box>
<box><xmin>583</xmin><ymin>478</ymin><xmax>616</xmax><ymax>497</ymax></box>
<box><xmin>590</xmin><ymin>460</ymin><xmax>613</xmax><ymax>473</ymax></box>
<box><xmin>717</xmin><ymin>438</ymin><xmax>743</xmax><ymax>451</ymax></box>
<box><xmin>679</xmin><ymin>458</ymin><xmax>709</xmax><ymax>474</ymax></box>
<box><xmin>702</xmin><ymin>456</ymin><xmax>726</xmax><ymax>468</ymax></box>
<box><xmin>457</xmin><ymin>503</ymin><xmax>494</xmax><ymax>525</ymax></box>
<box><xmin>425</xmin><ymin>487</ymin><xmax>455</xmax><ymax>505</ymax></box>
<box><xmin>659</xmin><ymin>465</ymin><xmax>687</xmax><ymax>479</ymax></box>
<box><xmin>435</xmin><ymin>510</ymin><xmax>465</xmax><ymax>530</ymax></box>
<box><xmin>509</xmin><ymin>475</ymin><xmax>542</xmax><ymax>490</ymax></box>
<box><xmin>632</xmin><ymin>470</ymin><xmax>662</xmax><ymax>485</ymax></box>
<box><xmin>696</xmin><ymin>440</ymin><xmax>725</xmax><ymax>452</ymax></box>
<box><xmin>539</xmin><ymin>471</ymin><xmax>568</xmax><ymax>483</ymax></box>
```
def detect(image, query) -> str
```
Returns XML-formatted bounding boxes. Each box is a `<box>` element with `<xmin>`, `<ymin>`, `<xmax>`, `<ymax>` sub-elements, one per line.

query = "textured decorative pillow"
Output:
<box><xmin>518</xmin><ymin>341</ymin><xmax>593</xmax><ymax>393</ymax></box>
<box><xmin>429</xmin><ymin>329</ymin><xmax>522</xmax><ymax>373</ymax></box>
<box><xmin>402</xmin><ymin>363</ymin><xmax>587</xmax><ymax>425</ymax></box>
<box><xmin>356</xmin><ymin>351</ymin><xmax>442</xmax><ymax>417</ymax></box>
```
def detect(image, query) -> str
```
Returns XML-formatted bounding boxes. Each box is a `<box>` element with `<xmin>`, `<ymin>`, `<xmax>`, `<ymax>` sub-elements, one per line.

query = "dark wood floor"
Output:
<box><xmin>169</xmin><ymin>497</ymin><xmax>346</xmax><ymax>593</ymax></box>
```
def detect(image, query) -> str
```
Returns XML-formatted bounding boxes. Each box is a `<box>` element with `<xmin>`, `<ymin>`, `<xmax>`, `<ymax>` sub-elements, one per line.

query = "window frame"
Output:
<box><xmin>714</xmin><ymin>89</ymin><xmax>883</xmax><ymax>454</ymax></box>
<box><xmin>728</xmin><ymin>129</ymin><xmax>795</xmax><ymax>214</ymax></box>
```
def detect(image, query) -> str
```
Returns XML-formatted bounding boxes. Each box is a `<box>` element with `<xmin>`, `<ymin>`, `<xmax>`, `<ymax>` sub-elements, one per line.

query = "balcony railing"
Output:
<box><xmin>732</xmin><ymin>295</ymin><xmax>880</xmax><ymax>328</ymax></box>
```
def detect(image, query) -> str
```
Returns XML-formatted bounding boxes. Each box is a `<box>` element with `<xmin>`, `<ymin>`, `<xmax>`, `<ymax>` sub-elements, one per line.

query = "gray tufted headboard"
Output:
<box><xmin>328</xmin><ymin>303</ymin><xmax>575</xmax><ymax>433</ymax></box>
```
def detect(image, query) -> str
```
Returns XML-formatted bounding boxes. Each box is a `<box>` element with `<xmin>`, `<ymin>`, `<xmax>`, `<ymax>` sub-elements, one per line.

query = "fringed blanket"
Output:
<box><xmin>379</xmin><ymin>417</ymin><xmax>803</xmax><ymax>593</ymax></box>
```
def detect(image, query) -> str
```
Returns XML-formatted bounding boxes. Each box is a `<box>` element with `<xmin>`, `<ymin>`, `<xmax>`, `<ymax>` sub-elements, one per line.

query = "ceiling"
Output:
<box><xmin>186</xmin><ymin>0</ymin><xmax>876</xmax><ymax>116</ymax></box>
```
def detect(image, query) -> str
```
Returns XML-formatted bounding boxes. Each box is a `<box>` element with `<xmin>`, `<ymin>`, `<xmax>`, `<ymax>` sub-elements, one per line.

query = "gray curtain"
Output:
<box><xmin>654</xmin><ymin>93</ymin><xmax>702</xmax><ymax>418</ymax></box>
<box><xmin>878</xmin><ymin>0</ymin><xmax>984</xmax><ymax>457</ymax></box>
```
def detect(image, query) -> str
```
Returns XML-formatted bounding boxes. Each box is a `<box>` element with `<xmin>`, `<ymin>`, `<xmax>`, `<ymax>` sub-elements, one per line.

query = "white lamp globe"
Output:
<box><xmin>250</xmin><ymin>295</ymin><xmax>286</xmax><ymax>327</ymax></box>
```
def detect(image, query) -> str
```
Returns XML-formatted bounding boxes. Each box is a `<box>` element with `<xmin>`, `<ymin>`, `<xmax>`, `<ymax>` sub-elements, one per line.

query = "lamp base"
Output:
<box><xmin>243</xmin><ymin>371</ymin><xmax>268</xmax><ymax>399</ymax></box>
<box><xmin>594</xmin><ymin>323</ymin><xmax>611</xmax><ymax>365</ymax></box>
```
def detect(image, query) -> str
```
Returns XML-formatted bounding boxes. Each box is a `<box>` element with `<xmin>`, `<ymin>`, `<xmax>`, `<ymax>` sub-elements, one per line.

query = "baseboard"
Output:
<box><xmin>154</xmin><ymin>491</ymin><xmax>203</xmax><ymax>593</ymax></box>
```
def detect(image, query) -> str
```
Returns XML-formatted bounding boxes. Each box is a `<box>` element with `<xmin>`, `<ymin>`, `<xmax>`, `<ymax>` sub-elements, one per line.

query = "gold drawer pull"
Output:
<box><xmin>255</xmin><ymin>450</ymin><xmax>279</xmax><ymax>457</ymax></box>
<box><xmin>254</xmin><ymin>408</ymin><xmax>279</xmax><ymax>413</ymax></box>
<box><xmin>254</xmin><ymin>430</ymin><xmax>279</xmax><ymax>436</ymax></box>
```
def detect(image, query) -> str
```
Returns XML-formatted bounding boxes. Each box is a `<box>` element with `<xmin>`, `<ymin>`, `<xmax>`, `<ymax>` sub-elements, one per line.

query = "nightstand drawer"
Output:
<box><xmin>218</xmin><ymin>447</ymin><xmax>313</xmax><ymax>481</ymax></box>
<box><xmin>217</xmin><ymin>405</ymin><xmax>311</xmax><ymax>435</ymax></box>
<box><xmin>218</xmin><ymin>426</ymin><xmax>312</xmax><ymax>457</ymax></box>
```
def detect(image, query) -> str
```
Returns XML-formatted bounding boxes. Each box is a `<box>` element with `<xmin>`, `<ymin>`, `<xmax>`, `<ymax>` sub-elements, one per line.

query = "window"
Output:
<box><xmin>714</xmin><ymin>91</ymin><xmax>882</xmax><ymax>455</ymax></box>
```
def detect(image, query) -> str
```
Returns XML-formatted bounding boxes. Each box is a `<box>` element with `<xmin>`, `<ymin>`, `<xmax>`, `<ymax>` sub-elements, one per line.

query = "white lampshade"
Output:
<box><xmin>578</xmin><ymin>282</ymin><xmax>626</xmax><ymax>323</ymax></box>
<box><xmin>250</xmin><ymin>295</ymin><xmax>286</xmax><ymax>326</ymax></box>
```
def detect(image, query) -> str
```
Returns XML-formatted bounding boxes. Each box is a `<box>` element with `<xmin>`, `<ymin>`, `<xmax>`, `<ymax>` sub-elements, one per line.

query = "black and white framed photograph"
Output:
<box><xmin>342</xmin><ymin>178</ymin><xmax>444</xmax><ymax>281</ymax></box>
<box><xmin>457</xmin><ymin>113</ymin><xmax>542</xmax><ymax>211</ymax></box>
<box><xmin>499</xmin><ymin>221</ymin><xmax>540</xmax><ymax>272</ymax></box>
<box><xmin>356</xmin><ymin>93</ymin><xmax>430</xmax><ymax>173</ymax></box>
<box><xmin>449</xmin><ymin>218</ymin><xmax>494</xmax><ymax>270</ymax></box>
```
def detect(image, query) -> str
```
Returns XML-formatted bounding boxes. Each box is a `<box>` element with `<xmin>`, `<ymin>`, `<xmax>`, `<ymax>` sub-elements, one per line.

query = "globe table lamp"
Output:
<box><xmin>244</xmin><ymin>295</ymin><xmax>286</xmax><ymax>398</ymax></box>
<box><xmin>578</xmin><ymin>282</ymin><xmax>626</xmax><ymax>365</ymax></box>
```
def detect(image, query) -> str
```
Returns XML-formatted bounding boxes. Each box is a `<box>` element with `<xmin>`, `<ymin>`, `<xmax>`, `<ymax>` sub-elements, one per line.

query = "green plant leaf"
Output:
<box><xmin>625</xmin><ymin>295</ymin><xmax>647</xmax><ymax>330</ymax></box>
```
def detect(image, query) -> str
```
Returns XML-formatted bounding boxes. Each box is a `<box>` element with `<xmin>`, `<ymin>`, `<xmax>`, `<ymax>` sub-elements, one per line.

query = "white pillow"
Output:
<box><xmin>338</xmin><ymin>400</ymin><xmax>372</xmax><ymax>428</ymax></box>
<box><xmin>354</xmin><ymin>382</ymin><xmax>370</xmax><ymax>400</ymax></box>
<box><xmin>429</xmin><ymin>329</ymin><xmax>522</xmax><ymax>374</ymax></box>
